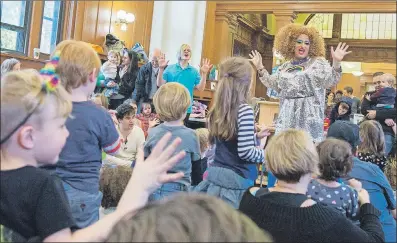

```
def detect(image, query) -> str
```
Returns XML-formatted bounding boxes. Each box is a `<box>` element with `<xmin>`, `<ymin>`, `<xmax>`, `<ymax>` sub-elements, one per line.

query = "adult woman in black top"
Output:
<box><xmin>118</xmin><ymin>49</ymin><xmax>139</xmax><ymax>104</ymax></box>
<box><xmin>239</xmin><ymin>129</ymin><xmax>384</xmax><ymax>243</ymax></box>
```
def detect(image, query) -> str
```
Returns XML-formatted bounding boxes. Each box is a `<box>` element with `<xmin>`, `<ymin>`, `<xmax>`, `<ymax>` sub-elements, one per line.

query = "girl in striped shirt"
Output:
<box><xmin>194</xmin><ymin>57</ymin><xmax>270</xmax><ymax>208</ymax></box>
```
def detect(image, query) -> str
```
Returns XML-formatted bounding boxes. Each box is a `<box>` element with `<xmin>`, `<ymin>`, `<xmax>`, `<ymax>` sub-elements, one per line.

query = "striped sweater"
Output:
<box><xmin>212</xmin><ymin>104</ymin><xmax>265</xmax><ymax>180</ymax></box>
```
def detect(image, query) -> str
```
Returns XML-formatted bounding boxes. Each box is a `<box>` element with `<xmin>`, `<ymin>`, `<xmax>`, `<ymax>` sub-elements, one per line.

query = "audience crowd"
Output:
<box><xmin>0</xmin><ymin>35</ymin><xmax>395</xmax><ymax>243</ymax></box>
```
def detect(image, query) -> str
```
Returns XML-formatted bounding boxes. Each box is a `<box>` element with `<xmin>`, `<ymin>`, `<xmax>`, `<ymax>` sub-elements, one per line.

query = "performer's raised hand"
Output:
<box><xmin>249</xmin><ymin>50</ymin><xmax>264</xmax><ymax>70</ymax></box>
<box><xmin>158</xmin><ymin>52</ymin><xmax>169</xmax><ymax>69</ymax></box>
<box><xmin>199</xmin><ymin>58</ymin><xmax>213</xmax><ymax>74</ymax></box>
<box><xmin>331</xmin><ymin>42</ymin><xmax>352</xmax><ymax>62</ymax></box>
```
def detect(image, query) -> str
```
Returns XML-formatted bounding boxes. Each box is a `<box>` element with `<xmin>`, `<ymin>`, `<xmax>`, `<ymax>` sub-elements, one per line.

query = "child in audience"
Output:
<box><xmin>101</xmin><ymin>50</ymin><xmax>121</xmax><ymax>98</ymax></box>
<box><xmin>192</xmin><ymin>128</ymin><xmax>210</xmax><ymax>186</ymax></box>
<box><xmin>194</xmin><ymin>57</ymin><xmax>271</xmax><ymax>209</ymax></box>
<box><xmin>124</xmin><ymin>98</ymin><xmax>143</xmax><ymax>128</ymax></box>
<box><xmin>366</xmin><ymin>73</ymin><xmax>396</xmax><ymax>109</ymax></box>
<box><xmin>136</xmin><ymin>102</ymin><xmax>160</xmax><ymax>138</ymax></box>
<box><xmin>144</xmin><ymin>82</ymin><xmax>201</xmax><ymax>201</ymax></box>
<box><xmin>329</xmin><ymin>97</ymin><xmax>353</xmax><ymax>125</ymax></box>
<box><xmin>99</xmin><ymin>166</ymin><xmax>133</xmax><ymax>216</ymax></box>
<box><xmin>42</xmin><ymin>40</ymin><xmax>123</xmax><ymax>229</ymax></box>
<box><xmin>106</xmin><ymin>194</ymin><xmax>273</xmax><ymax>242</ymax></box>
<box><xmin>92</xmin><ymin>92</ymin><xmax>109</xmax><ymax>110</ymax></box>
<box><xmin>0</xmin><ymin>68</ymin><xmax>186</xmax><ymax>242</ymax></box>
<box><xmin>307</xmin><ymin>138</ymin><xmax>359</xmax><ymax>222</ymax></box>
<box><xmin>357</xmin><ymin>120</ymin><xmax>388</xmax><ymax>172</ymax></box>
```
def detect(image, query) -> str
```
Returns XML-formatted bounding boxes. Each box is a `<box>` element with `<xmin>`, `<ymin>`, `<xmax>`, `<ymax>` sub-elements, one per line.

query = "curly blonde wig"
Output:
<box><xmin>274</xmin><ymin>23</ymin><xmax>326</xmax><ymax>60</ymax></box>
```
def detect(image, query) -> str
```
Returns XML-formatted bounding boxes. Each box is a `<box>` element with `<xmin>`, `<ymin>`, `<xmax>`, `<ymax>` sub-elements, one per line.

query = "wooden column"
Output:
<box><xmin>272</xmin><ymin>11</ymin><xmax>297</xmax><ymax>67</ymax></box>
<box><xmin>213</xmin><ymin>11</ymin><xmax>238</xmax><ymax>64</ymax></box>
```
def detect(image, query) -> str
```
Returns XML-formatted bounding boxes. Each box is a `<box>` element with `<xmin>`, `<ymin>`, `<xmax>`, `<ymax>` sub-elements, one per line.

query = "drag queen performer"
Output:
<box><xmin>250</xmin><ymin>23</ymin><xmax>351</xmax><ymax>142</ymax></box>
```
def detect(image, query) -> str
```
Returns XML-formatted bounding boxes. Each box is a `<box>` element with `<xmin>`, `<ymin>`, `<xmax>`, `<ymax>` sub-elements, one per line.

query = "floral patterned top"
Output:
<box><xmin>357</xmin><ymin>152</ymin><xmax>387</xmax><ymax>172</ymax></box>
<box><xmin>258</xmin><ymin>57</ymin><xmax>342</xmax><ymax>142</ymax></box>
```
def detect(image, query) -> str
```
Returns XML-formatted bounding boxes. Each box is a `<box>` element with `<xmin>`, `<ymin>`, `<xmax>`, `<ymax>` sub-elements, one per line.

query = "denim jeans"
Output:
<box><xmin>384</xmin><ymin>134</ymin><xmax>394</xmax><ymax>157</ymax></box>
<box><xmin>63</xmin><ymin>182</ymin><xmax>102</xmax><ymax>229</ymax></box>
<box><xmin>148</xmin><ymin>182</ymin><xmax>188</xmax><ymax>202</ymax></box>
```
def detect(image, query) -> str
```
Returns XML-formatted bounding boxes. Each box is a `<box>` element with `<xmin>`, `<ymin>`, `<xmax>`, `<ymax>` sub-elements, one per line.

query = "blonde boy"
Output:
<box><xmin>43</xmin><ymin>40</ymin><xmax>121</xmax><ymax>229</ymax></box>
<box><xmin>144</xmin><ymin>82</ymin><xmax>201</xmax><ymax>201</ymax></box>
<box><xmin>0</xmin><ymin>69</ymin><xmax>187</xmax><ymax>242</ymax></box>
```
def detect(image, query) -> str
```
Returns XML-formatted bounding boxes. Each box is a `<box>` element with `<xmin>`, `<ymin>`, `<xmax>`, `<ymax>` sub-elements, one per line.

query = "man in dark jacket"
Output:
<box><xmin>132</xmin><ymin>48</ymin><xmax>161</xmax><ymax>113</ymax></box>
<box><xmin>361</xmin><ymin>72</ymin><xmax>396</xmax><ymax>156</ymax></box>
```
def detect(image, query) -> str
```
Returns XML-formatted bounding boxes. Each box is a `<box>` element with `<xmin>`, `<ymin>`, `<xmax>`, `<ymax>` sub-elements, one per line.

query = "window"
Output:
<box><xmin>0</xmin><ymin>1</ymin><xmax>31</xmax><ymax>53</ymax></box>
<box><xmin>306</xmin><ymin>14</ymin><xmax>334</xmax><ymax>38</ymax></box>
<box><xmin>341</xmin><ymin>13</ymin><xmax>396</xmax><ymax>39</ymax></box>
<box><xmin>39</xmin><ymin>1</ymin><xmax>63</xmax><ymax>54</ymax></box>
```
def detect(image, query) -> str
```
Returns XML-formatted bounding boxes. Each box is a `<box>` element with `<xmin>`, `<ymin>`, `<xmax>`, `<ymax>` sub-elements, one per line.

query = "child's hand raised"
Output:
<box><xmin>117</xmin><ymin>132</ymin><xmax>185</xmax><ymax>211</ymax></box>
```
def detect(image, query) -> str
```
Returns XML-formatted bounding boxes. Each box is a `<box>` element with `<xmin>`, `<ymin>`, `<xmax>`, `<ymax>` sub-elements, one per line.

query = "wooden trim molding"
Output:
<box><xmin>215</xmin><ymin>1</ymin><xmax>396</xmax><ymax>13</ymax></box>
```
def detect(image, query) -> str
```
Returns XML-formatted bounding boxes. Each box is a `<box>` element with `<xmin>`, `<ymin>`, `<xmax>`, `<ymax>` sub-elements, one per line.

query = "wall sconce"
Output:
<box><xmin>115</xmin><ymin>10</ymin><xmax>135</xmax><ymax>31</ymax></box>
<box><xmin>352</xmin><ymin>71</ymin><xmax>364</xmax><ymax>77</ymax></box>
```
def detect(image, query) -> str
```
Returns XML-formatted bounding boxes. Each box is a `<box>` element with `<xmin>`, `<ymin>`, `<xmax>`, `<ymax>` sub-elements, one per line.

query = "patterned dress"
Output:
<box><xmin>258</xmin><ymin>57</ymin><xmax>342</xmax><ymax>142</ymax></box>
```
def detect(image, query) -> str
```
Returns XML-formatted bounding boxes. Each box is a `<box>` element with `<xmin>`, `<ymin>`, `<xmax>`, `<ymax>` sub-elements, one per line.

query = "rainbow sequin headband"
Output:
<box><xmin>0</xmin><ymin>52</ymin><xmax>61</xmax><ymax>145</ymax></box>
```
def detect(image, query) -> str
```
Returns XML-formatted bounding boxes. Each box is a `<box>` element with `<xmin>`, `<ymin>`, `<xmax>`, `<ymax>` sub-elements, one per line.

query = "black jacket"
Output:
<box><xmin>134</xmin><ymin>62</ymin><xmax>156</xmax><ymax>102</ymax></box>
<box><xmin>330</xmin><ymin>97</ymin><xmax>353</xmax><ymax>125</ymax></box>
<box><xmin>361</xmin><ymin>91</ymin><xmax>396</xmax><ymax>136</ymax></box>
<box><xmin>118</xmin><ymin>68</ymin><xmax>137</xmax><ymax>97</ymax></box>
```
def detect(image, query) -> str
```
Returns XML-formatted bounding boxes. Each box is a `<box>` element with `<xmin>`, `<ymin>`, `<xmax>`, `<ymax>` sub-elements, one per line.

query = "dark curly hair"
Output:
<box><xmin>115</xmin><ymin>103</ymin><xmax>136</xmax><ymax>120</ymax></box>
<box><xmin>99</xmin><ymin>166</ymin><xmax>132</xmax><ymax>208</ymax></box>
<box><xmin>274</xmin><ymin>23</ymin><xmax>325</xmax><ymax>60</ymax></box>
<box><xmin>316</xmin><ymin>138</ymin><xmax>353</xmax><ymax>181</ymax></box>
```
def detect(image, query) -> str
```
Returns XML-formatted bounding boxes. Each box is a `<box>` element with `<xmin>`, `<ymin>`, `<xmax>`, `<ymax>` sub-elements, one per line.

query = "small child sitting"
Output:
<box><xmin>329</xmin><ymin>97</ymin><xmax>353</xmax><ymax>125</ymax></box>
<box><xmin>101</xmin><ymin>50</ymin><xmax>121</xmax><ymax>98</ymax></box>
<box><xmin>366</xmin><ymin>73</ymin><xmax>396</xmax><ymax>109</ymax></box>
<box><xmin>135</xmin><ymin>102</ymin><xmax>160</xmax><ymax>138</ymax></box>
<box><xmin>144</xmin><ymin>83</ymin><xmax>201</xmax><ymax>201</ymax></box>
<box><xmin>99</xmin><ymin>166</ymin><xmax>133</xmax><ymax>217</ymax></box>
<box><xmin>307</xmin><ymin>138</ymin><xmax>359</xmax><ymax>222</ymax></box>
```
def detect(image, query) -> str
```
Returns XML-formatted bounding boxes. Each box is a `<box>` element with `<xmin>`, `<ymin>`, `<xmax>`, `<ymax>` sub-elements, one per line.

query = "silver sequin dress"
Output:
<box><xmin>258</xmin><ymin>57</ymin><xmax>342</xmax><ymax>142</ymax></box>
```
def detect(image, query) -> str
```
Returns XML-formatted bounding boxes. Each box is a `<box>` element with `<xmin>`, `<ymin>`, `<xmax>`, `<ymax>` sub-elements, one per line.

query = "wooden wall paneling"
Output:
<box><xmin>96</xmin><ymin>1</ymin><xmax>113</xmax><ymax>46</ymax></box>
<box><xmin>132</xmin><ymin>1</ymin><xmax>154</xmax><ymax>53</ymax></box>
<box><xmin>62</xmin><ymin>1</ymin><xmax>77</xmax><ymax>41</ymax></box>
<box><xmin>81</xmin><ymin>1</ymin><xmax>100</xmax><ymax>45</ymax></box>
<box><xmin>73</xmin><ymin>1</ymin><xmax>86</xmax><ymax>41</ymax></box>
<box><xmin>27</xmin><ymin>1</ymin><xmax>44</xmax><ymax>58</ymax></box>
<box><xmin>336</xmin><ymin>73</ymin><xmax>362</xmax><ymax>97</ymax></box>
<box><xmin>201</xmin><ymin>2</ymin><xmax>217</xmax><ymax>63</ymax></box>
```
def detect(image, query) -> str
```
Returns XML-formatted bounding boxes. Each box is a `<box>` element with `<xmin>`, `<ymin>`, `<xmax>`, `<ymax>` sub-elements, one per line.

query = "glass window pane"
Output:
<box><xmin>43</xmin><ymin>1</ymin><xmax>55</xmax><ymax>18</ymax></box>
<box><xmin>40</xmin><ymin>1</ymin><xmax>61</xmax><ymax>54</ymax></box>
<box><xmin>40</xmin><ymin>19</ymin><xmax>53</xmax><ymax>54</ymax></box>
<box><xmin>1</xmin><ymin>1</ymin><xmax>26</xmax><ymax>27</ymax></box>
<box><xmin>0</xmin><ymin>27</ymin><xmax>24</xmax><ymax>52</ymax></box>
<box><xmin>1</xmin><ymin>27</ymin><xmax>18</xmax><ymax>50</ymax></box>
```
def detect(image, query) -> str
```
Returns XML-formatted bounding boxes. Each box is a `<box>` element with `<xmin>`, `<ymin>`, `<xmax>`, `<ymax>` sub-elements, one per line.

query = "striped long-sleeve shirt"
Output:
<box><xmin>212</xmin><ymin>104</ymin><xmax>265</xmax><ymax>180</ymax></box>
<box><xmin>237</xmin><ymin>104</ymin><xmax>265</xmax><ymax>163</ymax></box>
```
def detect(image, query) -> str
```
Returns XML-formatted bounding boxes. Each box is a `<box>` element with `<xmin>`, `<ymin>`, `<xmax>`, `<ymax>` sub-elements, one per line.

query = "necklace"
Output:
<box><xmin>291</xmin><ymin>57</ymin><xmax>310</xmax><ymax>65</ymax></box>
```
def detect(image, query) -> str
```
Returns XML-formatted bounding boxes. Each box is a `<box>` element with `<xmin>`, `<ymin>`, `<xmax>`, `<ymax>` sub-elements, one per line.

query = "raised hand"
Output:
<box><xmin>249</xmin><ymin>50</ymin><xmax>264</xmax><ymax>70</ymax></box>
<box><xmin>158</xmin><ymin>52</ymin><xmax>169</xmax><ymax>69</ymax></box>
<box><xmin>256</xmin><ymin>125</ymin><xmax>272</xmax><ymax>139</ymax></box>
<box><xmin>331</xmin><ymin>42</ymin><xmax>352</xmax><ymax>62</ymax></box>
<box><xmin>117</xmin><ymin>132</ymin><xmax>185</xmax><ymax>211</ymax></box>
<box><xmin>199</xmin><ymin>58</ymin><xmax>213</xmax><ymax>74</ymax></box>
